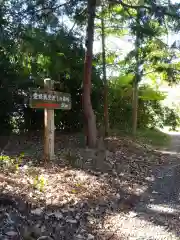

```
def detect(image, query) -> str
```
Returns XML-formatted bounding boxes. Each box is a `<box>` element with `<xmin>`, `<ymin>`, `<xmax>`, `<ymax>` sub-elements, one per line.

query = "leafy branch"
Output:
<box><xmin>109</xmin><ymin>0</ymin><xmax>180</xmax><ymax>19</ymax></box>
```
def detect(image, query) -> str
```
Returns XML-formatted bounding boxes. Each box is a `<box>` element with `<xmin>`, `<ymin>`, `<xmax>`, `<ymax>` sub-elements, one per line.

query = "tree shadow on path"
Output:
<box><xmin>130</xmin><ymin>131</ymin><xmax>180</xmax><ymax>239</ymax></box>
<box><xmin>1</xmin><ymin>131</ymin><xmax>180</xmax><ymax>239</ymax></box>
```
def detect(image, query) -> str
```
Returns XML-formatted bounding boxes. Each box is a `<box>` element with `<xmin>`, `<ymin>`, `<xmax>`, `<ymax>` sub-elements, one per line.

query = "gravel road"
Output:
<box><xmin>115</xmin><ymin>132</ymin><xmax>180</xmax><ymax>240</ymax></box>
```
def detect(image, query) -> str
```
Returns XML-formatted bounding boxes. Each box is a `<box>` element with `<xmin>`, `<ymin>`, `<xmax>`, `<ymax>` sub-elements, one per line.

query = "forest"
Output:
<box><xmin>1</xmin><ymin>0</ymin><xmax>180</xmax><ymax>240</ymax></box>
<box><xmin>1</xmin><ymin>0</ymin><xmax>180</xmax><ymax>145</ymax></box>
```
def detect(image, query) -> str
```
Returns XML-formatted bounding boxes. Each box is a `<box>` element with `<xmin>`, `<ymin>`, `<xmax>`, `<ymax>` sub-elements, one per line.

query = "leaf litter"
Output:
<box><xmin>0</xmin><ymin>132</ymin><xmax>179</xmax><ymax>239</ymax></box>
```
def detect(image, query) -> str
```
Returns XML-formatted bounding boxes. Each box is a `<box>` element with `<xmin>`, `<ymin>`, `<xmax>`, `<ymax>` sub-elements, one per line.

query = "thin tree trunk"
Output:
<box><xmin>83</xmin><ymin>0</ymin><xmax>97</xmax><ymax>148</ymax></box>
<box><xmin>132</xmin><ymin>78</ymin><xmax>138</xmax><ymax>135</ymax></box>
<box><xmin>132</xmin><ymin>10</ymin><xmax>141</xmax><ymax>135</ymax></box>
<box><xmin>101</xmin><ymin>7</ymin><xmax>109</xmax><ymax>137</ymax></box>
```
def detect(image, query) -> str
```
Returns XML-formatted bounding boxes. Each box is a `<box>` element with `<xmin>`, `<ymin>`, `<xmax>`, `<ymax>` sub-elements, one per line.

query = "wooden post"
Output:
<box><xmin>44</xmin><ymin>78</ymin><xmax>55</xmax><ymax>161</ymax></box>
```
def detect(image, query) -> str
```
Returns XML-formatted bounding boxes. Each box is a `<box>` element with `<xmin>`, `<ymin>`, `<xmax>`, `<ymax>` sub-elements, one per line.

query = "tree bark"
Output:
<box><xmin>132</xmin><ymin>78</ymin><xmax>138</xmax><ymax>135</ymax></box>
<box><xmin>132</xmin><ymin>9</ymin><xmax>141</xmax><ymax>135</ymax></box>
<box><xmin>101</xmin><ymin>7</ymin><xmax>109</xmax><ymax>137</ymax></box>
<box><xmin>83</xmin><ymin>0</ymin><xmax>97</xmax><ymax>148</ymax></box>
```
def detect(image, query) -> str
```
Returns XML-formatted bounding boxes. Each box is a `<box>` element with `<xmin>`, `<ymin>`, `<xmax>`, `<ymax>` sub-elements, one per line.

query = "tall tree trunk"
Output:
<box><xmin>132</xmin><ymin>77</ymin><xmax>138</xmax><ymax>135</ymax></box>
<box><xmin>101</xmin><ymin>7</ymin><xmax>109</xmax><ymax>137</ymax></box>
<box><xmin>132</xmin><ymin>10</ymin><xmax>141</xmax><ymax>135</ymax></box>
<box><xmin>83</xmin><ymin>0</ymin><xmax>97</xmax><ymax>148</ymax></box>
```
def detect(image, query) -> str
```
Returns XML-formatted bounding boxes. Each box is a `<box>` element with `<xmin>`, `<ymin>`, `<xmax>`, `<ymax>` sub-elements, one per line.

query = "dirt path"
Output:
<box><xmin>115</xmin><ymin>133</ymin><xmax>180</xmax><ymax>239</ymax></box>
<box><xmin>1</xmin><ymin>132</ymin><xmax>180</xmax><ymax>239</ymax></box>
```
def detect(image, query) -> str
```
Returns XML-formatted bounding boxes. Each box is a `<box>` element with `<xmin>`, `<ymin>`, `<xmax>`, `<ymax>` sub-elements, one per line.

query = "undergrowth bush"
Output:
<box><xmin>0</xmin><ymin>154</ymin><xmax>47</xmax><ymax>191</ymax></box>
<box><xmin>108</xmin><ymin>82</ymin><xmax>180</xmax><ymax>130</ymax></box>
<box><xmin>0</xmin><ymin>71</ymin><xmax>179</xmax><ymax>135</ymax></box>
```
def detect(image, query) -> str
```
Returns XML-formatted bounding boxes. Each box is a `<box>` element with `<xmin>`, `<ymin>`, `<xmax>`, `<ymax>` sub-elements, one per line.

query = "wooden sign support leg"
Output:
<box><xmin>44</xmin><ymin>78</ymin><xmax>55</xmax><ymax>161</ymax></box>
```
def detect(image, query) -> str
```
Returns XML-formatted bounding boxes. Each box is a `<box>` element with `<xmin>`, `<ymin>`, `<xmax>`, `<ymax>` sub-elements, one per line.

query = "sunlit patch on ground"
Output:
<box><xmin>100</xmin><ymin>211</ymin><xmax>179</xmax><ymax>240</ymax></box>
<box><xmin>147</xmin><ymin>203</ymin><xmax>178</xmax><ymax>214</ymax></box>
<box><xmin>155</xmin><ymin>149</ymin><xmax>180</xmax><ymax>155</ymax></box>
<box><xmin>0</xmin><ymin>165</ymin><xmax>122</xmax><ymax>206</ymax></box>
<box><xmin>160</xmin><ymin>127</ymin><xmax>180</xmax><ymax>135</ymax></box>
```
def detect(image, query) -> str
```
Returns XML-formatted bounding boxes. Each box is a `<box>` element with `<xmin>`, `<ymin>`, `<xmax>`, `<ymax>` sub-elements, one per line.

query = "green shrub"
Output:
<box><xmin>107</xmin><ymin>81</ymin><xmax>180</xmax><ymax>130</ymax></box>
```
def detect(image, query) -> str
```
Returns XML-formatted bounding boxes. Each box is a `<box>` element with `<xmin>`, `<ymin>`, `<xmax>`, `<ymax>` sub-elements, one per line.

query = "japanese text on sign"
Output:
<box><xmin>29</xmin><ymin>89</ymin><xmax>71</xmax><ymax>110</ymax></box>
<box><xmin>32</xmin><ymin>92</ymin><xmax>70</xmax><ymax>103</ymax></box>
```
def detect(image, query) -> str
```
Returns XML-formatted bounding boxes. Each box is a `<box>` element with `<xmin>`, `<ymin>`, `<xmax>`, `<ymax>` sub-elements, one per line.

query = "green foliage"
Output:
<box><xmin>135</xmin><ymin>128</ymin><xmax>170</xmax><ymax>147</ymax></box>
<box><xmin>163</xmin><ymin>106</ymin><xmax>180</xmax><ymax>131</ymax></box>
<box><xmin>0</xmin><ymin>155</ymin><xmax>14</xmax><ymax>169</ymax></box>
<box><xmin>0</xmin><ymin>153</ymin><xmax>24</xmax><ymax>173</ymax></box>
<box><xmin>0</xmin><ymin>151</ymin><xmax>47</xmax><ymax>191</ymax></box>
<box><xmin>139</xmin><ymin>86</ymin><xmax>166</xmax><ymax>101</ymax></box>
<box><xmin>108</xmin><ymin>76</ymin><xmax>180</xmax><ymax>130</ymax></box>
<box><xmin>0</xmin><ymin>0</ymin><xmax>103</xmax><ymax>133</ymax></box>
<box><xmin>33</xmin><ymin>174</ymin><xmax>47</xmax><ymax>192</ymax></box>
<box><xmin>109</xmin><ymin>127</ymin><xmax>170</xmax><ymax>147</ymax></box>
<box><xmin>0</xmin><ymin>0</ymin><xmax>179</xmax><ymax>143</ymax></box>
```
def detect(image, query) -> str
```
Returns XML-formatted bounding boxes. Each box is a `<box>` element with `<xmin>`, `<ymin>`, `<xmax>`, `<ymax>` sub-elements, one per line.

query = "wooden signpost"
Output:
<box><xmin>29</xmin><ymin>78</ymin><xmax>71</xmax><ymax>162</ymax></box>
<box><xmin>29</xmin><ymin>90</ymin><xmax>71</xmax><ymax>110</ymax></box>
